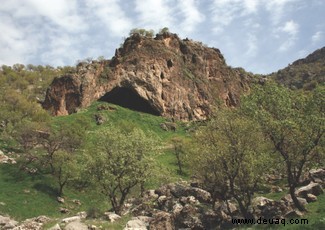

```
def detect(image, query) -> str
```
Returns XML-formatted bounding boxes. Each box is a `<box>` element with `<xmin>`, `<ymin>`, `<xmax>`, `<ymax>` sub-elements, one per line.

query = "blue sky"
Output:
<box><xmin>0</xmin><ymin>0</ymin><xmax>324</xmax><ymax>74</ymax></box>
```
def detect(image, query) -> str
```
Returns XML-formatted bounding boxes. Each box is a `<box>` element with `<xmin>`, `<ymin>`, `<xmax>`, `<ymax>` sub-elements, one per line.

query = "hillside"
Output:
<box><xmin>43</xmin><ymin>31</ymin><xmax>256</xmax><ymax>121</ymax></box>
<box><xmin>270</xmin><ymin>47</ymin><xmax>325</xmax><ymax>90</ymax></box>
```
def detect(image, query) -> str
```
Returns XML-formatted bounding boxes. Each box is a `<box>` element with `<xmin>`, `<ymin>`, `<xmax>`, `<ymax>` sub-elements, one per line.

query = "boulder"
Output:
<box><xmin>0</xmin><ymin>215</ymin><xmax>18</xmax><ymax>229</ymax></box>
<box><xmin>62</xmin><ymin>216</ymin><xmax>81</xmax><ymax>223</ymax></box>
<box><xmin>64</xmin><ymin>220</ymin><xmax>88</xmax><ymax>230</ymax></box>
<box><xmin>57</xmin><ymin>196</ymin><xmax>65</xmax><ymax>203</ymax></box>
<box><xmin>149</xmin><ymin>211</ymin><xmax>175</xmax><ymax>230</ymax></box>
<box><xmin>295</xmin><ymin>182</ymin><xmax>323</xmax><ymax>198</ymax></box>
<box><xmin>124</xmin><ymin>219</ymin><xmax>147</xmax><ymax>230</ymax></box>
<box><xmin>253</xmin><ymin>196</ymin><xmax>274</xmax><ymax>207</ymax></box>
<box><xmin>306</xmin><ymin>193</ymin><xmax>317</xmax><ymax>203</ymax></box>
<box><xmin>309</xmin><ymin>168</ymin><xmax>325</xmax><ymax>184</ymax></box>
<box><xmin>104</xmin><ymin>212</ymin><xmax>121</xmax><ymax>222</ymax></box>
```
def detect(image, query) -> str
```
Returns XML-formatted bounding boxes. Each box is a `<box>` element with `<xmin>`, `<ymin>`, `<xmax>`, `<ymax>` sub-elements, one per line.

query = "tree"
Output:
<box><xmin>242</xmin><ymin>82</ymin><xmax>324</xmax><ymax>211</ymax></box>
<box><xmin>52</xmin><ymin>150</ymin><xmax>79</xmax><ymax>196</ymax></box>
<box><xmin>85</xmin><ymin>127</ymin><xmax>158</xmax><ymax>215</ymax></box>
<box><xmin>190</xmin><ymin>109</ymin><xmax>269</xmax><ymax>218</ymax></box>
<box><xmin>170</xmin><ymin>137</ymin><xmax>187</xmax><ymax>175</ymax></box>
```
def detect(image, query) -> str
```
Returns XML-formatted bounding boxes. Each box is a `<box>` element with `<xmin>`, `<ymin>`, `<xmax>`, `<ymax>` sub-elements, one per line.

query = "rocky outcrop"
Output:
<box><xmin>43</xmin><ymin>32</ymin><xmax>254</xmax><ymax>121</ymax></box>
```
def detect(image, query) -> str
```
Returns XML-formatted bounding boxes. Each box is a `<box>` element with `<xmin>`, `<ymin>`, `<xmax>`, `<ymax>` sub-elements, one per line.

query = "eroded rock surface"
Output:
<box><xmin>43</xmin><ymin>32</ymin><xmax>254</xmax><ymax>121</ymax></box>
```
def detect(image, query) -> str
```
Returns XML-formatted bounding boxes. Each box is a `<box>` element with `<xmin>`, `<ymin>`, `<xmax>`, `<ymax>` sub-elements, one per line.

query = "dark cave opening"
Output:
<box><xmin>99</xmin><ymin>87</ymin><xmax>160</xmax><ymax>116</ymax></box>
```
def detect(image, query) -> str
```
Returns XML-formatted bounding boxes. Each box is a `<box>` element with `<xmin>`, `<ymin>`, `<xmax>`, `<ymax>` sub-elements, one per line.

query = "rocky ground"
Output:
<box><xmin>0</xmin><ymin>168</ymin><xmax>324</xmax><ymax>230</ymax></box>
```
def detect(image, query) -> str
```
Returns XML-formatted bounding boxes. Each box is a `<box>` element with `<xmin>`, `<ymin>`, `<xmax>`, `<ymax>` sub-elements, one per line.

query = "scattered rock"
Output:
<box><xmin>124</xmin><ymin>219</ymin><xmax>147</xmax><ymax>230</ymax></box>
<box><xmin>306</xmin><ymin>193</ymin><xmax>317</xmax><ymax>203</ymax></box>
<box><xmin>64</xmin><ymin>220</ymin><xmax>88</xmax><ymax>230</ymax></box>
<box><xmin>72</xmin><ymin>199</ymin><xmax>81</xmax><ymax>205</ymax></box>
<box><xmin>295</xmin><ymin>182</ymin><xmax>323</xmax><ymax>198</ymax></box>
<box><xmin>252</xmin><ymin>196</ymin><xmax>274</xmax><ymax>208</ymax></box>
<box><xmin>77</xmin><ymin>211</ymin><xmax>87</xmax><ymax>219</ymax></box>
<box><xmin>104</xmin><ymin>212</ymin><xmax>121</xmax><ymax>222</ymax></box>
<box><xmin>0</xmin><ymin>215</ymin><xmax>18</xmax><ymax>229</ymax></box>
<box><xmin>149</xmin><ymin>211</ymin><xmax>174</xmax><ymax>230</ymax></box>
<box><xmin>271</xmin><ymin>186</ymin><xmax>283</xmax><ymax>193</ymax></box>
<box><xmin>309</xmin><ymin>168</ymin><xmax>325</xmax><ymax>184</ymax></box>
<box><xmin>59</xmin><ymin>208</ymin><xmax>70</xmax><ymax>214</ymax></box>
<box><xmin>62</xmin><ymin>216</ymin><xmax>81</xmax><ymax>223</ymax></box>
<box><xmin>94</xmin><ymin>114</ymin><xmax>105</xmax><ymax>125</ymax></box>
<box><xmin>57</xmin><ymin>196</ymin><xmax>65</xmax><ymax>203</ymax></box>
<box><xmin>160</xmin><ymin>122</ymin><xmax>177</xmax><ymax>131</ymax></box>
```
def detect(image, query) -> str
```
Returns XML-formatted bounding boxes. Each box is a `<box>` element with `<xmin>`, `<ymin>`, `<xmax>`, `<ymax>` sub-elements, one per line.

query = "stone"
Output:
<box><xmin>64</xmin><ymin>220</ymin><xmax>88</xmax><ymax>230</ymax></box>
<box><xmin>59</xmin><ymin>208</ymin><xmax>69</xmax><ymax>213</ymax></box>
<box><xmin>104</xmin><ymin>212</ymin><xmax>121</xmax><ymax>222</ymax></box>
<box><xmin>57</xmin><ymin>196</ymin><xmax>65</xmax><ymax>203</ymax></box>
<box><xmin>306</xmin><ymin>193</ymin><xmax>317</xmax><ymax>202</ymax></box>
<box><xmin>295</xmin><ymin>182</ymin><xmax>323</xmax><ymax>198</ymax></box>
<box><xmin>72</xmin><ymin>199</ymin><xmax>81</xmax><ymax>205</ymax></box>
<box><xmin>77</xmin><ymin>211</ymin><xmax>87</xmax><ymax>219</ymax></box>
<box><xmin>282</xmin><ymin>194</ymin><xmax>308</xmax><ymax>206</ymax></box>
<box><xmin>0</xmin><ymin>215</ymin><xmax>18</xmax><ymax>229</ymax></box>
<box><xmin>252</xmin><ymin>196</ymin><xmax>274</xmax><ymax>207</ymax></box>
<box><xmin>149</xmin><ymin>211</ymin><xmax>175</xmax><ymax>230</ymax></box>
<box><xmin>62</xmin><ymin>216</ymin><xmax>81</xmax><ymax>223</ymax></box>
<box><xmin>271</xmin><ymin>186</ymin><xmax>283</xmax><ymax>193</ymax></box>
<box><xmin>309</xmin><ymin>168</ymin><xmax>325</xmax><ymax>184</ymax></box>
<box><xmin>124</xmin><ymin>219</ymin><xmax>147</xmax><ymax>230</ymax></box>
<box><xmin>172</xmin><ymin>203</ymin><xmax>183</xmax><ymax>215</ymax></box>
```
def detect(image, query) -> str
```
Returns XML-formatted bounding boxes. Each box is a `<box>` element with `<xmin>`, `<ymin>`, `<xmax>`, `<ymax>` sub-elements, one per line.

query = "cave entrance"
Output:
<box><xmin>99</xmin><ymin>87</ymin><xmax>160</xmax><ymax>116</ymax></box>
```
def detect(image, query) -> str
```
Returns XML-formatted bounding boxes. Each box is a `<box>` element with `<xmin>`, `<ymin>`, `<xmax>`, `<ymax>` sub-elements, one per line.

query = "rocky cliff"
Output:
<box><xmin>43</xmin><ymin>32</ymin><xmax>255</xmax><ymax>121</ymax></box>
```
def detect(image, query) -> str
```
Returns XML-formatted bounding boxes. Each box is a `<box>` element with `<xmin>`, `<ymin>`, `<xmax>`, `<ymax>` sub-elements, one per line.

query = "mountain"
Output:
<box><xmin>42</xmin><ymin>32</ymin><xmax>256</xmax><ymax>121</ymax></box>
<box><xmin>270</xmin><ymin>47</ymin><xmax>325</xmax><ymax>90</ymax></box>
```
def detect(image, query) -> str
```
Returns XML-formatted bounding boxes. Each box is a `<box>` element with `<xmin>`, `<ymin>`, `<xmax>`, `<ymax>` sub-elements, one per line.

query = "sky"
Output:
<box><xmin>0</xmin><ymin>0</ymin><xmax>324</xmax><ymax>74</ymax></box>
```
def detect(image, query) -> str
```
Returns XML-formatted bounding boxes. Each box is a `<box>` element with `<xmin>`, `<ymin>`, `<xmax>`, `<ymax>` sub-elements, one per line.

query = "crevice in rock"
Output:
<box><xmin>99</xmin><ymin>87</ymin><xmax>161</xmax><ymax>116</ymax></box>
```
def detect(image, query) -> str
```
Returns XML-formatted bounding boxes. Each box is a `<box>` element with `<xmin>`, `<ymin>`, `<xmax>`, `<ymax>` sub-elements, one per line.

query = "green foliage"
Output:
<box><xmin>242</xmin><ymin>82</ymin><xmax>325</xmax><ymax>211</ymax></box>
<box><xmin>190</xmin><ymin>109</ymin><xmax>270</xmax><ymax>218</ymax></box>
<box><xmin>170</xmin><ymin>137</ymin><xmax>188</xmax><ymax>175</ymax></box>
<box><xmin>159</xmin><ymin>27</ymin><xmax>170</xmax><ymax>34</ymax></box>
<box><xmin>84</xmin><ymin>126</ymin><xmax>159</xmax><ymax>214</ymax></box>
<box><xmin>129</xmin><ymin>28</ymin><xmax>155</xmax><ymax>38</ymax></box>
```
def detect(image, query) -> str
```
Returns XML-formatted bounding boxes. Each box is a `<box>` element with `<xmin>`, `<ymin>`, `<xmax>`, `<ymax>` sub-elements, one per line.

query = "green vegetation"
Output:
<box><xmin>242</xmin><ymin>82</ymin><xmax>324</xmax><ymax>211</ymax></box>
<box><xmin>0</xmin><ymin>59</ymin><xmax>324</xmax><ymax>229</ymax></box>
<box><xmin>190</xmin><ymin>109</ymin><xmax>271</xmax><ymax>218</ymax></box>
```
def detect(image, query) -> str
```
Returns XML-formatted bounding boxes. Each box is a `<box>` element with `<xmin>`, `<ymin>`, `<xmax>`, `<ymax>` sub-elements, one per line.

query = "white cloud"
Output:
<box><xmin>84</xmin><ymin>0</ymin><xmax>132</xmax><ymax>37</ymax></box>
<box><xmin>265</xmin><ymin>0</ymin><xmax>297</xmax><ymax>25</ymax></box>
<box><xmin>312</xmin><ymin>31</ymin><xmax>323</xmax><ymax>43</ymax></box>
<box><xmin>134</xmin><ymin>0</ymin><xmax>175</xmax><ymax>30</ymax></box>
<box><xmin>177</xmin><ymin>0</ymin><xmax>205</xmax><ymax>33</ymax></box>
<box><xmin>245</xmin><ymin>33</ymin><xmax>258</xmax><ymax>57</ymax></box>
<box><xmin>210</xmin><ymin>0</ymin><xmax>261</xmax><ymax>33</ymax></box>
<box><xmin>281</xmin><ymin>20</ymin><xmax>299</xmax><ymax>36</ymax></box>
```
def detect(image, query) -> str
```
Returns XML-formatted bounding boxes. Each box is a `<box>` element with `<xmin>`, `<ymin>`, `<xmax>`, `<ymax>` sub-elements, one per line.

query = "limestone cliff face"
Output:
<box><xmin>43</xmin><ymin>32</ymin><xmax>253</xmax><ymax>120</ymax></box>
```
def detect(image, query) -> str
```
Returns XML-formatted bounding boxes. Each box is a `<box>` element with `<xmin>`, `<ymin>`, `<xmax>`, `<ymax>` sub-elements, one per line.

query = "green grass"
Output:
<box><xmin>0</xmin><ymin>101</ymin><xmax>191</xmax><ymax>222</ymax></box>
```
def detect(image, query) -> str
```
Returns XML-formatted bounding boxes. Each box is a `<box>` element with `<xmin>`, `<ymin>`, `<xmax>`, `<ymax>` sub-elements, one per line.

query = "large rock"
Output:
<box><xmin>295</xmin><ymin>182</ymin><xmax>323</xmax><ymax>198</ymax></box>
<box><xmin>0</xmin><ymin>215</ymin><xmax>18</xmax><ymax>229</ymax></box>
<box><xmin>124</xmin><ymin>219</ymin><xmax>147</xmax><ymax>230</ymax></box>
<box><xmin>309</xmin><ymin>168</ymin><xmax>325</xmax><ymax>184</ymax></box>
<box><xmin>63</xmin><ymin>220</ymin><xmax>88</xmax><ymax>230</ymax></box>
<box><xmin>43</xmin><ymin>33</ymin><xmax>253</xmax><ymax>121</ymax></box>
<box><xmin>149</xmin><ymin>211</ymin><xmax>175</xmax><ymax>230</ymax></box>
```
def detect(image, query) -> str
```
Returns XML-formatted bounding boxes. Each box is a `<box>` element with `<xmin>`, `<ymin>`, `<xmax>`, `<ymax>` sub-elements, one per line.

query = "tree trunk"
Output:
<box><xmin>289</xmin><ymin>185</ymin><xmax>306</xmax><ymax>212</ymax></box>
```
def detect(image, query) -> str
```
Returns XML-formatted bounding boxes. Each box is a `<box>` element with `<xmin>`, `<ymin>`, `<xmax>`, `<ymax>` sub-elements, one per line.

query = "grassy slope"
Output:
<box><xmin>0</xmin><ymin>101</ymin><xmax>189</xmax><ymax>223</ymax></box>
<box><xmin>0</xmin><ymin>101</ymin><xmax>324</xmax><ymax>229</ymax></box>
